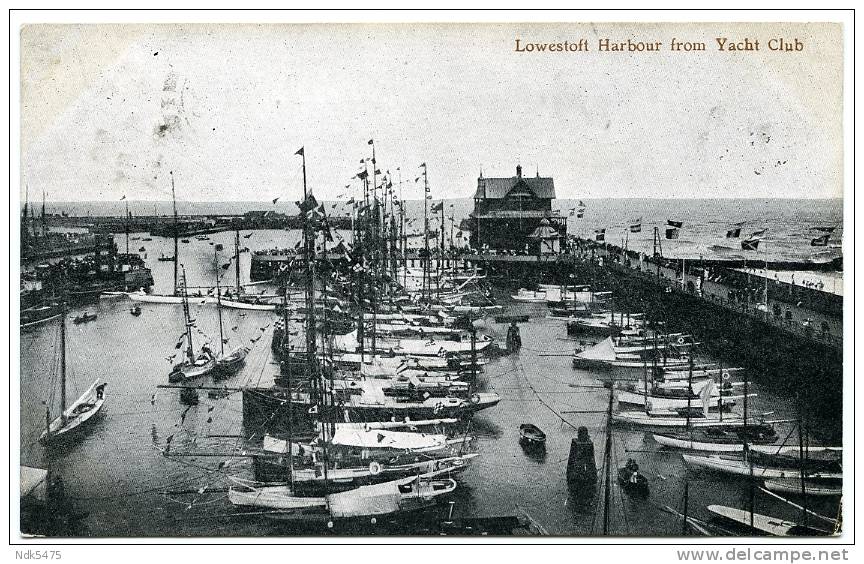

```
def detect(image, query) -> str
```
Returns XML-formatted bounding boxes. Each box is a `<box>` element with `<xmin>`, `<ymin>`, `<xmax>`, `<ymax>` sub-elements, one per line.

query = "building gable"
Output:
<box><xmin>473</xmin><ymin>165</ymin><xmax>555</xmax><ymax>200</ymax></box>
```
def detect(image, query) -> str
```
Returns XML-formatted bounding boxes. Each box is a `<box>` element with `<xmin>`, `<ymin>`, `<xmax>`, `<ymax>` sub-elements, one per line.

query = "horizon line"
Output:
<box><xmin>24</xmin><ymin>196</ymin><xmax>845</xmax><ymax>204</ymax></box>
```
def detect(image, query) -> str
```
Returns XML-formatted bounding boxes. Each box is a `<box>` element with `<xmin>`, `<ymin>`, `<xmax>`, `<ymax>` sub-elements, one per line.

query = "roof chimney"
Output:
<box><xmin>516</xmin><ymin>164</ymin><xmax>522</xmax><ymax>178</ymax></box>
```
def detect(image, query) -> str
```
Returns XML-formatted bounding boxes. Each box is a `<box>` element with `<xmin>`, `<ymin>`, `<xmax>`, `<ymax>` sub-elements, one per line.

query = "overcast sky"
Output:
<box><xmin>20</xmin><ymin>22</ymin><xmax>843</xmax><ymax>203</ymax></box>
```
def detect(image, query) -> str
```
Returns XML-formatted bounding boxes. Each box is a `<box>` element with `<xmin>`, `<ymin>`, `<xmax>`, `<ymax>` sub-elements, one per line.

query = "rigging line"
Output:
<box><xmin>514</xmin><ymin>361</ymin><xmax>581</xmax><ymax>433</ymax></box>
<box><xmin>66</xmin><ymin>465</ymin><xmax>212</xmax><ymax>501</ymax></box>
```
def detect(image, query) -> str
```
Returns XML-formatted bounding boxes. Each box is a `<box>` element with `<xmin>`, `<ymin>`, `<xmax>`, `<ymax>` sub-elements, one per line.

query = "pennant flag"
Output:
<box><xmin>431</xmin><ymin>202</ymin><xmax>444</xmax><ymax>212</ymax></box>
<box><xmin>120</xmin><ymin>195</ymin><xmax>126</xmax><ymax>201</ymax></box>
<box><xmin>812</xmin><ymin>226</ymin><xmax>837</xmax><ymax>233</ymax></box>
<box><xmin>595</xmin><ymin>228</ymin><xmax>606</xmax><ymax>242</ymax></box>
<box><xmin>665</xmin><ymin>227</ymin><xmax>680</xmax><ymax>240</ymax></box>
<box><xmin>295</xmin><ymin>147</ymin><xmax>304</xmax><ymax>156</ymax></box>
<box><xmin>741</xmin><ymin>238</ymin><xmax>760</xmax><ymax>251</ymax></box>
<box><xmin>811</xmin><ymin>234</ymin><xmax>830</xmax><ymax>247</ymax></box>
<box><xmin>629</xmin><ymin>218</ymin><xmax>642</xmax><ymax>233</ymax></box>
<box><xmin>368</xmin><ymin>139</ymin><xmax>374</xmax><ymax>145</ymax></box>
<box><xmin>355</xmin><ymin>170</ymin><xmax>369</xmax><ymax>180</ymax></box>
<box><xmin>667</xmin><ymin>220</ymin><xmax>683</xmax><ymax>229</ymax></box>
<box><xmin>726</xmin><ymin>227</ymin><xmax>741</xmax><ymax>238</ymax></box>
<box><xmin>419</xmin><ymin>162</ymin><xmax>426</xmax><ymax>168</ymax></box>
<box><xmin>272</xmin><ymin>197</ymin><xmax>280</xmax><ymax>205</ymax></box>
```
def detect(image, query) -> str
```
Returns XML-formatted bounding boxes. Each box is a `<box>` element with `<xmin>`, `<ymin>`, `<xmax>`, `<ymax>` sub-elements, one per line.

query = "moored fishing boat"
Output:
<box><xmin>762</xmin><ymin>478</ymin><xmax>842</xmax><ymax>497</ymax></box>
<box><xmin>706</xmin><ymin>505</ymin><xmax>833</xmax><ymax>536</ymax></box>
<box><xmin>612</xmin><ymin>410</ymin><xmax>748</xmax><ymax>428</ymax></box>
<box><xmin>652</xmin><ymin>425</ymin><xmax>778</xmax><ymax>452</ymax></box>
<box><xmin>682</xmin><ymin>453</ymin><xmax>842</xmax><ymax>480</ymax></box>
<box><xmin>229</xmin><ymin>472</ymin><xmax>457</xmax><ymax>520</ymax></box>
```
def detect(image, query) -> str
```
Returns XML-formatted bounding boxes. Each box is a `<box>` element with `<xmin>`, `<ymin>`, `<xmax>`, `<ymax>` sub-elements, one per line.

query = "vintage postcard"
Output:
<box><xmin>11</xmin><ymin>11</ymin><xmax>853</xmax><ymax>551</ymax></box>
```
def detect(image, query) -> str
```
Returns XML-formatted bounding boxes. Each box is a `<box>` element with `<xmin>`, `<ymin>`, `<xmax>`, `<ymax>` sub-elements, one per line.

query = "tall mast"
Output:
<box><xmin>602</xmin><ymin>386</ymin><xmax>613</xmax><ymax>534</ymax></box>
<box><xmin>298</xmin><ymin>147</ymin><xmax>316</xmax><ymax>372</ymax></box>
<box><xmin>59</xmin><ymin>299</ymin><xmax>67</xmax><ymax>425</ymax></box>
<box><xmin>125</xmin><ymin>199</ymin><xmax>130</xmax><ymax>256</ymax></box>
<box><xmin>41</xmin><ymin>190</ymin><xmax>47</xmax><ymax>238</ymax></box>
<box><xmin>422</xmin><ymin>164</ymin><xmax>430</xmax><ymax>301</ymax></box>
<box><xmin>214</xmin><ymin>249</ymin><xmax>225</xmax><ymax>357</ymax></box>
<box><xmin>399</xmin><ymin>169</ymin><xmax>406</xmax><ymax>288</ymax></box>
<box><xmin>180</xmin><ymin>267</ymin><xmax>195</xmax><ymax>365</ymax></box>
<box><xmin>438</xmin><ymin>200</ymin><xmax>444</xmax><ymax>299</ymax></box>
<box><xmin>234</xmin><ymin>225</ymin><xmax>241</xmax><ymax>296</ymax></box>
<box><xmin>23</xmin><ymin>185</ymin><xmax>29</xmax><ymax>233</ymax></box>
<box><xmin>282</xmin><ymin>285</ymin><xmax>294</xmax><ymax>489</ymax></box>
<box><xmin>686</xmin><ymin>355</ymin><xmax>694</xmax><ymax>430</ymax></box>
<box><xmin>171</xmin><ymin>172</ymin><xmax>179</xmax><ymax>295</ymax></box>
<box><xmin>370</xmin><ymin>141</ymin><xmax>378</xmax><ymax>354</ymax></box>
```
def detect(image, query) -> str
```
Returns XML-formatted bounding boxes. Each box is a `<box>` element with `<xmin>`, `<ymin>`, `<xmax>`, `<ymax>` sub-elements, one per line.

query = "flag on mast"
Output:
<box><xmin>741</xmin><ymin>238</ymin><xmax>760</xmax><ymax>251</ymax></box>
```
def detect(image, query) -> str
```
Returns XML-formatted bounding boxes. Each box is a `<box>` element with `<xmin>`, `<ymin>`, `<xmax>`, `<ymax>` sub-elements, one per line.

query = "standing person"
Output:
<box><xmin>506</xmin><ymin>321</ymin><xmax>522</xmax><ymax>353</ymax></box>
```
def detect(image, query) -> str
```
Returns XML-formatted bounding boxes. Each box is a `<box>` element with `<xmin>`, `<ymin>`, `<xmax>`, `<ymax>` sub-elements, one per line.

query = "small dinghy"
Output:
<box><xmin>617</xmin><ymin>458</ymin><xmax>649</xmax><ymax>497</ymax></box>
<box><xmin>130</xmin><ymin>306</ymin><xmax>142</xmax><ymax>317</ymax></box>
<box><xmin>73</xmin><ymin>312</ymin><xmax>97</xmax><ymax>324</ymax></box>
<box><xmin>519</xmin><ymin>424</ymin><xmax>547</xmax><ymax>447</ymax></box>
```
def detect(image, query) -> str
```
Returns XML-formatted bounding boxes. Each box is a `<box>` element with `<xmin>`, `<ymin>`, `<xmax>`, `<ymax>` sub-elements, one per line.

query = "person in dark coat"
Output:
<box><xmin>506</xmin><ymin>321</ymin><xmax>522</xmax><ymax>352</ymax></box>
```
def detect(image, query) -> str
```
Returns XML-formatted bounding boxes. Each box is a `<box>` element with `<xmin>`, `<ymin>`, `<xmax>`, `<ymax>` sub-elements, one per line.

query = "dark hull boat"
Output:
<box><xmin>242</xmin><ymin>386</ymin><xmax>499</xmax><ymax>433</ymax></box>
<box><xmin>519</xmin><ymin>423</ymin><xmax>547</xmax><ymax>447</ymax></box>
<box><xmin>617</xmin><ymin>466</ymin><xmax>649</xmax><ymax>497</ymax></box>
<box><xmin>214</xmin><ymin>346</ymin><xmax>250</xmax><ymax>378</ymax></box>
<box><xmin>73</xmin><ymin>312</ymin><xmax>97</xmax><ymax>324</ymax></box>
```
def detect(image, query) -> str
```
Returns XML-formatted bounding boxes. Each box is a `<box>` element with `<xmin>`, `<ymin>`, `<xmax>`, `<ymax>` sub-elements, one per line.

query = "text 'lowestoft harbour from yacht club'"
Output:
<box><xmin>514</xmin><ymin>37</ymin><xmax>805</xmax><ymax>53</ymax></box>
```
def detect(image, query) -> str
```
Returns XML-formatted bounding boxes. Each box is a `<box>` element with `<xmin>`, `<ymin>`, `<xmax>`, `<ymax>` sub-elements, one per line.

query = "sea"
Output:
<box><xmin>41</xmin><ymin>198</ymin><xmax>844</xmax><ymax>263</ymax></box>
<box><xmin>18</xmin><ymin>198</ymin><xmax>844</xmax><ymax>537</ymax></box>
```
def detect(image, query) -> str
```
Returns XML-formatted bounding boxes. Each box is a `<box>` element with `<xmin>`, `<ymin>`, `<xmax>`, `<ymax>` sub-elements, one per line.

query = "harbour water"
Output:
<box><xmin>19</xmin><ymin>226</ymin><xmax>843</xmax><ymax>537</ymax></box>
<box><xmin>42</xmin><ymin>197</ymin><xmax>843</xmax><ymax>263</ymax></box>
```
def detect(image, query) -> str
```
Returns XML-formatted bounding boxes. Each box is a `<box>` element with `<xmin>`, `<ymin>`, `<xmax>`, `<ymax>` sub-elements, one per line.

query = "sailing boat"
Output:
<box><xmin>39</xmin><ymin>301</ymin><xmax>107</xmax><ymax>444</ymax></box>
<box><xmin>167</xmin><ymin>267</ymin><xmax>216</xmax><ymax>383</ymax></box>
<box><xmin>706</xmin><ymin>505</ymin><xmax>832</xmax><ymax>536</ymax></box>
<box><xmin>212</xmin><ymin>248</ymin><xmax>249</xmax><ymax>378</ymax></box>
<box><xmin>219</xmin><ymin>227</ymin><xmax>277</xmax><ymax>311</ymax></box>
<box><xmin>129</xmin><ymin>172</ymin><xmax>188</xmax><ymax>304</ymax></box>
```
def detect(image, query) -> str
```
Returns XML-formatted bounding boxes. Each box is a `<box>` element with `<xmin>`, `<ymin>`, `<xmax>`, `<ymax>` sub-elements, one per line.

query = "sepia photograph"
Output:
<box><xmin>10</xmin><ymin>9</ymin><xmax>853</xmax><ymax>547</ymax></box>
